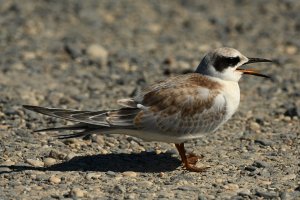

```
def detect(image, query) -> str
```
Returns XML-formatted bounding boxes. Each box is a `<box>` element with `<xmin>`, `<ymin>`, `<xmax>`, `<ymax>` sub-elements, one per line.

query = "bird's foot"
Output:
<box><xmin>186</xmin><ymin>153</ymin><xmax>204</xmax><ymax>165</ymax></box>
<box><xmin>184</xmin><ymin>163</ymin><xmax>210</xmax><ymax>172</ymax></box>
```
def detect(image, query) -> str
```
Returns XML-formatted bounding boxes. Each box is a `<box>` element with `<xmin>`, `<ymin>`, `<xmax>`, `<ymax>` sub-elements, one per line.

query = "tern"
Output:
<box><xmin>23</xmin><ymin>47</ymin><xmax>272</xmax><ymax>172</ymax></box>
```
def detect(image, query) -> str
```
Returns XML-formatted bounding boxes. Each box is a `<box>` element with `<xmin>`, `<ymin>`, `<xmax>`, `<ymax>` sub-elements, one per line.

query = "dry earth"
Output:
<box><xmin>0</xmin><ymin>1</ymin><xmax>299</xmax><ymax>199</ymax></box>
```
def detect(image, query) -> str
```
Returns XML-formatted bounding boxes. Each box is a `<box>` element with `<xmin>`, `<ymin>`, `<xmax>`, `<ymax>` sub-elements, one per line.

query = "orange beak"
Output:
<box><xmin>236</xmin><ymin>57</ymin><xmax>272</xmax><ymax>78</ymax></box>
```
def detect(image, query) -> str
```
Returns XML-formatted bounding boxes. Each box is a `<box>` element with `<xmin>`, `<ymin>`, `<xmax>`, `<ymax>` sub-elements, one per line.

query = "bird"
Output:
<box><xmin>23</xmin><ymin>47</ymin><xmax>272</xmax><ymax>172</ymax></box>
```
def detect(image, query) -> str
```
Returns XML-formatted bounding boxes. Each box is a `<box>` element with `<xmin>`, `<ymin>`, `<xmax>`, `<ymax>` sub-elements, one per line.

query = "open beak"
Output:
<box><xmin>236</xmin><ymin>57</ymin><xmax>272</xmax><ymax>78</ymax></box>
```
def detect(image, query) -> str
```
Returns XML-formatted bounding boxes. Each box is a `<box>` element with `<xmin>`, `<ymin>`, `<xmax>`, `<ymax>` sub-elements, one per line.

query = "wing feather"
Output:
<box><xmin>133</xmin><ymin>73</ymin><xmax>226</xmax><ymax>135</ymax></box>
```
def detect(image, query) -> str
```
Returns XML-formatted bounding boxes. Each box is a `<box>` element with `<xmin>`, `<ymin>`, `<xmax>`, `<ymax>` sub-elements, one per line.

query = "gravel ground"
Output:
<box><xmin>0</xmin><ymin>0</ymin><xmax>299</xmax><ymax>199</ymax></box>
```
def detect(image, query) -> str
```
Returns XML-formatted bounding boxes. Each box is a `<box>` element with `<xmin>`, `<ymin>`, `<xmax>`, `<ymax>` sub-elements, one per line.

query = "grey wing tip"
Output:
<box><xmin>23</xmin><ymin>105</ymin><xmax>44</xmax><ymax>111</ymax></box>
<box><xmin>23</xmin><ymin>105</ymin><xmax>51</xmax><ymax>114</ymax></box>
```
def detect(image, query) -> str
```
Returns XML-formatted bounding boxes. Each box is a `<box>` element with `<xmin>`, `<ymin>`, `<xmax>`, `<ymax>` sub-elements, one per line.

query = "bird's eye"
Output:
<box><xmin>226</xmin><ymin>57</ymin><xmax>240</xmax><ymax>66</ymax></box>
<box><xmin>213</xmin><ymin>56</ymin><xmax>240</xmax><ymax>72</ymax></box>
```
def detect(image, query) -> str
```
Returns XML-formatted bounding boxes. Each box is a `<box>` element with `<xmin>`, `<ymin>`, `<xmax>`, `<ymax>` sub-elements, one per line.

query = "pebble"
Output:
<box><xmin>238</xmin><ymin>189</ymin><xmax>251</xmax><ymax>196</ymax></box>
<box><xmin>215</xmin><ymin>178</ymin><xmax>224</xmax><ymax>183</ymax></box>
<box><xmin>284</xmin><ymin>106</ymin><xmax>300</xmax><ymax>117</ymax></box>
<box><xmin>65</xmin><ymin>153</ymin><xmax>77</xmax><ymax>161</ymax></box>
<box><xmin>91</xmin><ymin>134</ymin><xmax>105</xmax><ymax>144</ymax></box>
<box><xmin>253</xmin><ymin>160</ymin><xmax>269</xmax><ymax>168</ymax></box>
<box><xmin>70</xmin><ymin>188</ymin><xmax>85</xmax><ymax>198</ymax></box>
<box><xmin>43</xmin><ymin>158</ymin><xmax>57</xmax><ymax>167</ymax></box>
<box><xmin>49</xmin><ymin>150</ymin><xmax>66</xmax><ymax>160</ymax></box>
<box><xmin>139</xmin><ymin>181</ymin><xmax>153</xmax><ymax>187</ymax></box>
<box><xmin>254</xmin><ymin>139</ymin><xmax>273</xmax><ymax>146</ymax></box>
<box><xmin>86</xmin><ymin>44</ymin><xmax>108</xmax><ymax>65</ymax></box>
<box><xmin>86</xmin><ymin>173</ymin><xmax>101</xmax><ymax>180</ymax></box>
<box><xmin>12</xmin><ymin>62</ymin><xmax>25</xmax><ymax>70</ymax></box>
<box><xmin>1</xmin><ymin>160</ymin><xmax>16</xmax><ymax>166</ymax></box>
<box><xmin>249</xmin><ymin>121</ymin><xmax>260</xmax><ymax>131</ymax></box>
<box><xmin>113</xmin><ymin>185</ymin><xmax>126</xmax><ymax>194</ymax></box>
<box><xmin>281</xmin><ymin>174</ymin><xmax>296</xmax><ymax>181</ymax></box>
<box><xmin>49</xmin><ymin>176</ymin><xmax>61</xmax><ymax>184</ymax></box>
<box><xmin>177</xmin><ymin>186</ymin><xmax>199</xmax><ymax>191</ymax></box>
<box><xmin>64</xmin><ymin>43</ymin><xmax>82</xmax><ymax>59</ymax></box>
<box><xmin>26</xmin><ymin>159</ymin><xmax>44</xmax><ymax>167</ymax></box>
<box><xmin>126</xmin><ymin>193</ymin><xmax>136</xmax><ymax>199</ymax></box>
<box><xmin>0</xmin><ymin>167</ymin><xmax>12</xmax><ymax>172</ymax></box>
<box><xmin>223</xmin><ymin>184</ymin><xmax>239</xmax><ymax>191</ymax></box>
<box><xmin>256</xmin><ymin>190</ymin><xmax>278</xmax><ymax>198</ymax></box>
<box><xmin>245</xmin><ymin>166</ymin><xmax>256</xmax><ymax>172</ymax></box>
<box><xmin>106</xmin><ymin>171</ymin><xmax>116</xmax><ymax>176</ymax></box>
<box><xmin>122</xmin><ymin>171</ymin><xmax>137</xmax><ymax>177</ymax></box>
<box><xmin>285</xmin><ymin>45</ymin><xmax>298</xmax><ymax>55</ymax></box>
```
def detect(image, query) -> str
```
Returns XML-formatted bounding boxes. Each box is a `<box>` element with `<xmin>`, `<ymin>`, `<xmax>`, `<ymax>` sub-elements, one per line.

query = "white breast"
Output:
<box><xmin>219</xmin><ymin>80</ymin><xmax>240</xmax><ymax>120</ymax></box>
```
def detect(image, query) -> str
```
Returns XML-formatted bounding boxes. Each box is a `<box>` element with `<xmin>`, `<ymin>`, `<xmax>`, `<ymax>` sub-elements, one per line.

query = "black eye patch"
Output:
<box><xmin>213</xmin><ymin>56</ymin><xmax>240</xmax><ymax>72</ymax></box>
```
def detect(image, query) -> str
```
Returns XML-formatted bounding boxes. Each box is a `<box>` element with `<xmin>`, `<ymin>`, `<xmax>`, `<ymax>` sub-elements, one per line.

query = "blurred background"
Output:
<box><xmin>0</xmin><ymin>0</ymin><xmax>299</xmax><ymax>199</ymax></box>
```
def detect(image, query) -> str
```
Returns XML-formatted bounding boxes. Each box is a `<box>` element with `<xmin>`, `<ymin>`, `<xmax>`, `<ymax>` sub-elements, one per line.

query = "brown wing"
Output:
<box><xmin>133</xmin><ymin>73</ymin><xmax>225</xmax><ymax>134</ymax></box>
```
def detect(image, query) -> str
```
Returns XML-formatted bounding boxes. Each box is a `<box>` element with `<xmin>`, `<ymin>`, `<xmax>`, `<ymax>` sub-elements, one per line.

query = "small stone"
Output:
<box><xmin>43</xmin><ymin>158</ymin><xmax>56</xmax><ymax>167</ymax></box>
<box><xmin>283</xmin><ymin>116</ymin><xmax>291</xmax><ymax>122</ymax></box>
<box><xmin>1</xmin><ymin>160</ymin><xmax>16</xmax><ymax>166</ymax></box>
<box><xmin>139</xmin><ymin>181</ymin><xmax>153</xmax><ymax>187</ymax></box>
<box><xmin>100</xmin><ymin>149</ymin><xmax>108</xmax><ymax>154</ymax></box>
<box><xmin>250</xmin><ymin>121</ymin><xmax>260</xmax><ymax>131</ymax></box>
<box><xmin>259</xmin><ymin>180</ymin><xmax>272</xmax><ymax>185</ymax></box>
<box><xmin>26</xmin><ymin>159</ymin><xmax>44</xmax><ymax>167</ymax></box>
<box><xmin>0</xmin><ymin>167</ymin><xmax>12</xmax><ymax>172</ymax></box>
<box><xmin>253</xmin><ymin>160</ymin><xmax>269</xmax><ymax>168</ymax></box>
<box><xmin>245</xmin><ymin>166</ymin><xmax>256</xmax><ymax>172</ymax></box>
<box><xmin>49</xmin><ymin>176</ymin><xmax>61</xmax><ymax>184</ymax></box>
<box><xmin>106</xmin><ymin>171</ymin><xmax>116</xmax><ymax>176</ymax></box>
<box><xmin>49</xmin><ymin>150</ymin><xmax>66</xmax><ymax>160</ymax></box>
<box><xmin>238</xmin><ymin>189</ymin><xmax>251</xmax><ymax>196</ymax></box>
<box><xmin>198</xmin><ymin>194</ymin><xmax>207</xmax><ymax>200</ymax></box>
<box><xmin>70</xmin><ymin>188</ymin><xmax>85</xmax><ymax>198</ymax></box>
<box><xmin>63</xmin><ymin>138</ymin><xmax>77</xmax><ymax>145</ymax></box>
<box><xmin>113</xmin><ymin>185</ymin><xmax>125</xmax><ymax>194</ymax></box>
<box><xmin>224</xmin><ymin>184</ymin><xmax>239</xmax><ymax>191</ymax></box>
<box><xmin>282</xmin><ymin>174</ymin><xmax>296</xmax><ymax>181</ymax></box>
<box><xmin>22</xmin><ymin>52</ymin><xmax>36</xmax><ymax>60</ymax></box>
<box><xmin>91</xmin><ymin>135</ymin><xmax>104</xmax><ymax>144</ymax></box>
<box><xmin>254</xmin><ymin>139</ymin><xmax>273</xmax><ymax>146</ymax></box>
<box><xmin>285</xmin><ymin>45</ymin><xmax>298</xmax><ymax>55</ymax></box>
<box><xmin>146</xmin><ymin>23</ymin><xmax>161</xmax><ymax>34</ymax></box>
<box><xmin>155</xmin><ymin>149</ymin><xmax>162</xmax><ymax>154</ymax></box>
<box><xmin>86</xmin><ymin>44</ymin><xmax>108</xmax><ymax>65</ymax></box>
<box><xmin>215</xmin><ymin>178</ymin><xmax>224</xmax><ymax>183</ymax></box>
<box><xmin>284</xmin><ymin>106</ymin><xmax>300</xmax><ymax>117</ymax></box>
<box><xmin>86</xmin><ymin>173</ymin><xmax>101</xmax><ymax>180</ymax></box>
<box><xmin>177</xmin><ymin>186</ymin><xmax>199</xmax><ymax>191</ymax></box>
<box><xmin>177</xmin><ymin>61</ymin><xmax>191</xmax><ymax>71</ymax></box>
<box><xmin>65</xmin><ymin>153</ymin><xmax>77</xmax><ymax>161</ymax></box>
<box><xmin>64</xmin><ymin>43</ymin><xmax>82</xmax><ymax>59</ymax></box>
<box><xmin>256</xmin><ymin>190</ymin><xmax>278</xmax><ymax>198</ymax></box>
<box><xmin>35</xmin><ymin>173</ymin><xmax>49</xmax><ymax>181</ymax></box>
<box><xmin>12</xmin><ymin>62</ymin><xmax>25</xmax><ymax>70</ymax></box>
<box><xmin>122</xmin><ymin>171</ymin><xmax>137</xmax><ymax>177</ymax></box>
<box><xmin>126</xmin><ymin>193</ymin><xmax>136</xmax><ymax>199</ymax></box>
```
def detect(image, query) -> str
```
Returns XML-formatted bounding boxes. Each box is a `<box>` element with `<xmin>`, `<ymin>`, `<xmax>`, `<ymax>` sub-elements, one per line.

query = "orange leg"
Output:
<box><xmin>175</xmin><ymin>143</ymin><xmax>208</xmax><ymax>172</ymax></box>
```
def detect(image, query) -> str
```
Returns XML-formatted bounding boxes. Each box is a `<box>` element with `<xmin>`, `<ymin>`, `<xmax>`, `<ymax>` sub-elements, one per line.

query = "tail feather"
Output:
<box><xmin>33</xmin><ymin>123</ymin><xmax>94</xmax><ymax>132</ymax></box>
<box><xmin>23</xmin><ymin>105</ymin><xmax>110</xmax><ymax>126</ymax></box>
<box><xmin>55</xmin><ymin>129</ymin><xmax>100</xmax><ymax>139</ymax></box>
<box><xmin>23</xmin><ymin>104</ymin><xmax>142</xmax><ymax>139</ymax></box>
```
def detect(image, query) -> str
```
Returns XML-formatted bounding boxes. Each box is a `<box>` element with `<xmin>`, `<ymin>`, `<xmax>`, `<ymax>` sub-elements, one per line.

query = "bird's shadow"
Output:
<box><xmin>0</xmin><ymin>152</ymin><xmax>181</xmax><ymax>174</ymax></box>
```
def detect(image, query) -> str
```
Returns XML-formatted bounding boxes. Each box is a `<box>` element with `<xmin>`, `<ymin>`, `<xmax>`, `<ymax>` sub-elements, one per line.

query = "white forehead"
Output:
<box><xmin>212</xmin><ymin>47</ymin><xmax>243</xmax><ymax>58</ymax></box>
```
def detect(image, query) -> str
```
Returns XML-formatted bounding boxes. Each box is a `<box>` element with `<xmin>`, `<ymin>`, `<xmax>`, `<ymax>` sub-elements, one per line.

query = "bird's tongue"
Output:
<box><xmin>236</xmin><ymin>68</ymin><xmax>270</xmax><ymax>78</ymax></box>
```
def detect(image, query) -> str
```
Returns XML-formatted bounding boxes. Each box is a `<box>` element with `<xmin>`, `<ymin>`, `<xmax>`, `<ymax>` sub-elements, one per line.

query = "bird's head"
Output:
<box><xmin>196</xmin><ymin>47</ymin><xmax>272</xmax><ymax>82</ymax></box>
